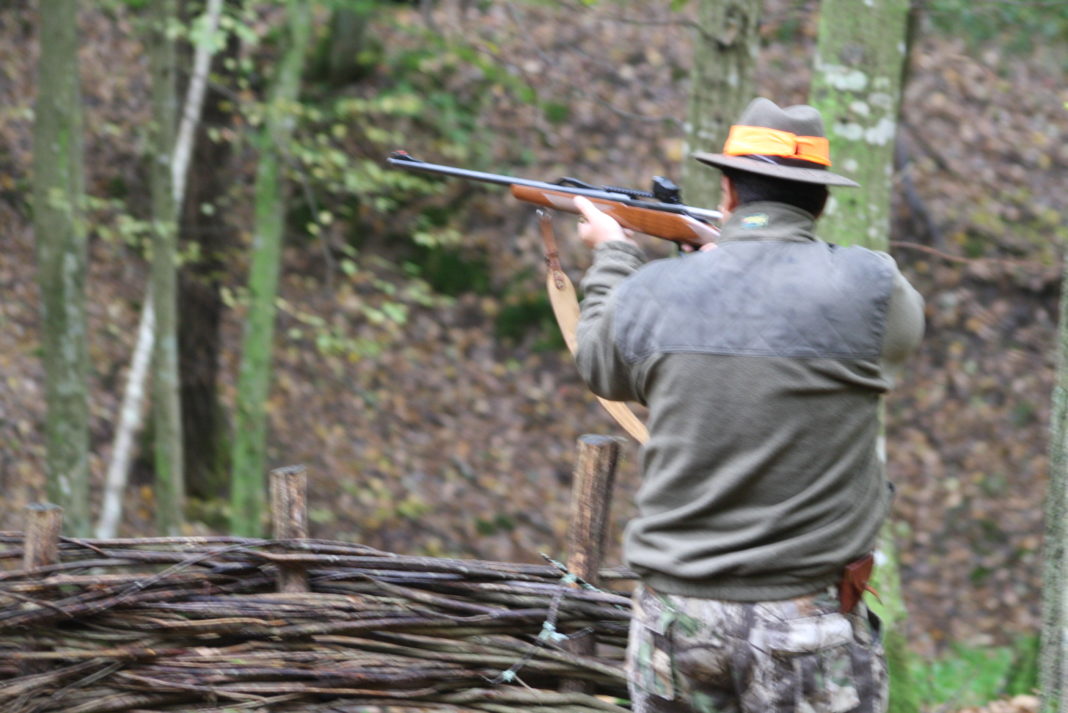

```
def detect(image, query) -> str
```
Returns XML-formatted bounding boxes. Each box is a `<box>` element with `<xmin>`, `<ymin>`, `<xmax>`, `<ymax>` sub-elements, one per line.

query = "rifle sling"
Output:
<box><xmin>537</xmin><ymin>211</ymin><xmax>650</xmax><ymax>445</ymax></box>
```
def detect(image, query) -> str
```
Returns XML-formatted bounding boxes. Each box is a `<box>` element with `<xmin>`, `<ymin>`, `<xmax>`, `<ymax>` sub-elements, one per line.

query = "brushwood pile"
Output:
<box><xmin>0</xmin><ymin>535</ymin><xmax>633</xmax><ymax>713</ymax></box>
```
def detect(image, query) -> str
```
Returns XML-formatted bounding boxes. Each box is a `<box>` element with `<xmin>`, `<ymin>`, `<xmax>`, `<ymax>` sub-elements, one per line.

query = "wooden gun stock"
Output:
<box><xmin>511</xmin><ymin>185</ymin><xmax>709</xmax><ymax>245</ymax></box>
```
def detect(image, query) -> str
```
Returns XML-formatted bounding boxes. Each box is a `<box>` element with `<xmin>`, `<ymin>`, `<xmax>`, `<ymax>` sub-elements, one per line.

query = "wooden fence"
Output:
<box><xmin>0</xmin><ymin>436</ymin><xmax>634</xmax><ymax>713</ymax></box>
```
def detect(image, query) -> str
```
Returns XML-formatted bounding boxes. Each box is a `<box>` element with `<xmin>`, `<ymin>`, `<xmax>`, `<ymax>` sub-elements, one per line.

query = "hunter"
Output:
<box><xmin>572</xmin><ymin>97</ymin><xmax>925</xmax><ymax>713</ymax></box>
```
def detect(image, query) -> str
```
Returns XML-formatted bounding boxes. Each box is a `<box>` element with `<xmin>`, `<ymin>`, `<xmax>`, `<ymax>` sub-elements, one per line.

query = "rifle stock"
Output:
<box><xmin>510</xmin><ymin>185</ymin><xmax>711</xmax><ymax>244</ymax></box>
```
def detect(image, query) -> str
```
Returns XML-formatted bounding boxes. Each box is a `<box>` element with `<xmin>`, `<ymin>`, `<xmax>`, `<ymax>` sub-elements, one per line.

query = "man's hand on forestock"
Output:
<box><xmin>574</xmin><ymin>195</ymin><xmax>717</xmax><ymax>252</ymax></box>
<box><xmin>574</xmin><ymin>196</ymin><xmax>638</xmax><ymax>249</ymax></box>
<box><xmin>679</xmin><ymin>218</ymin><xmax>719</xmax><ymax>252</ymax></box>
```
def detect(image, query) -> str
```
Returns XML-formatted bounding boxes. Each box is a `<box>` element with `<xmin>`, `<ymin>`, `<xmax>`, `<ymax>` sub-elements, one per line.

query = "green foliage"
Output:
<box><xmin>475</xmin><ymin>513</ymin><xmax>517</xmax><ymax>535</ymax></box>
<box><xmin>99</xmin><ymin>0</ymin><xmax>152</xmax><ymax>12</ymax></box>
<box><xmin>415</xmin><ymin>246</ymin><xmax>493</xmax><ymax>297</ymax></box>
<box><xmin>214</xmin><ymin>4</ymin><xmax>260</xmax><ymax>49</ymax></box>
<box><xmin>1005</xmin><ymin>634</ymin><xmax>1040</xmax><ymax>697</ymax></box>
<box><xmin>291</xmin><ymin>6</ymin><xmax>539</xmax><ymax>189</ymax></box>
<box><xmin>185</xmin><ymin>495</ymin><xmax>231</xmax><ymax>531</ymax></box>
<box><xmin>924</xmin><ymin>0</ymin><xmax>1068</xmax><ymax>54</ymax></box>
<box><xmin>494</xmin><ymin>290</ymin><xmax>565</xmax><ymax>351</ymax></box>
<box><xmin>543</xmin><ymin>101</ymin><xmax>571</xmax><ymax>125</ymax></box>
<box><xmin>955</xmin><ymin>187</ymin><xmax>1066</xmax><ymax>265</ymax></box>
<box><xmin>86</xmin><ymin>196</ymin><xmax>153</xmax><ymax>252</ymax></box>
<box><xmin>914</xmin><ymin>644</ymin><xmax>1012</xmax><ymax>707</ymax></box>
<box><xmin>277</xmin><ymin>252</ymin><xmax>451</xmax><ymax>364</ymax></box>
<box><xmin>290</xmin><ymin>96</ymin><xmax>443</xmax><ymax>213</ymax></box>
<box><xmin>167</xmin><ymin>0</ymin><xmax>556</xmax><ymax>394</ymax></box>
<box><xmin>910</xmin><ymin>636</ymin><xmax>1040</xmax><ymax>708</ymax></box>
<box><xmin>269</xmin><ymin>2</ymin><xmax>555</xmax><ymax>303</ymax></box>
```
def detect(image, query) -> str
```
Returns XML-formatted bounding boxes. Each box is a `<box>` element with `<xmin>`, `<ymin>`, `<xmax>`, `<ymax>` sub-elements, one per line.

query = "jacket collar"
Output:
<box><xmin>717</xmin><ymin>202</ymin><xmax>819</xmax><ymax>244</ymax></box>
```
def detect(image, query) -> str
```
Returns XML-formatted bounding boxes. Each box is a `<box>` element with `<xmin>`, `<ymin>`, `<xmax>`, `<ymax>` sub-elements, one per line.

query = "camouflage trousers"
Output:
<box><xmin>626</xmin><ymin>584</ymin><xmax>887</xmax><ymax>713</ymax></box>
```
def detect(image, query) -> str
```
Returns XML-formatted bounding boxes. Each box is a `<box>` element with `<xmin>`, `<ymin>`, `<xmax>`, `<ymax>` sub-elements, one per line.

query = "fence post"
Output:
<box><xmin>270</xmin><ymin>465</ymin><xmax>309</xmax><ymax>593</ymax></box>
<box><xmin>21</xmin><ymin>503</ymin><xmax>63</xmax><ymax>676</ymax></box>
<box><xmin>562</xmin><ymin>434</ymin><xmax>621</xmax><ymax>692</ymax></box>
<box><xmin>23</xmin><ymin>503</ymin><xmax>63</xmax><ymax>571</ymax></box>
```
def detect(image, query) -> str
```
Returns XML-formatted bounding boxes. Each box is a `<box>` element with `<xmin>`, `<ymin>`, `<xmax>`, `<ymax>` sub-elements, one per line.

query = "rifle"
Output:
<box><xmin>387</xmin><ymin>151</ymin><xmax>721</xmax><ymax>246</ymax></box>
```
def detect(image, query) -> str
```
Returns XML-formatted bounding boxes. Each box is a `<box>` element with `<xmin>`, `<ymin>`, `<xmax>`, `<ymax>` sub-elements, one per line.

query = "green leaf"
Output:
<box><xmin>543</xmin><ymin>102</ymin><xmax>571</xmax><ymax>124</ymax></box>
<box><xmin>380</xmin><ymin>302</ymin><xmax>408</xmax><ymax>324</ymax></box>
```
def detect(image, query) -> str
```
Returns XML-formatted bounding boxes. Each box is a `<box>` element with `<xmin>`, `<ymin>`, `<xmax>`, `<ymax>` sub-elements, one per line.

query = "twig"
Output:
<box><xmin>890</xmin><ymin>240</ymin><xmax>1052</xmax><ymax>271</ymax></box>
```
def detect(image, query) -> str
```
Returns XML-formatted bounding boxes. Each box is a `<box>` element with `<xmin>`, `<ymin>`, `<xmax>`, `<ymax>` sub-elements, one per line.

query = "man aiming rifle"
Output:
<box><xmin>572</xmin><ymin>98</ymin><xmax>925</xmax><ymax>713</ymax></box>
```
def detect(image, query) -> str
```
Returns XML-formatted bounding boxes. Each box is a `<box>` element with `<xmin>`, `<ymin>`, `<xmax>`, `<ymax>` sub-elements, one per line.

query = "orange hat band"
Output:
<box><xmin>723</xmin><ymin>125</ymin><xmax>832</xmax><ymax>166</ymax></box>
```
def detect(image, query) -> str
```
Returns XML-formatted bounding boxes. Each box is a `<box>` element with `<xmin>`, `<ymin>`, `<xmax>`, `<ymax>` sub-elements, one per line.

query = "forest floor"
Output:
<box><xmin>3</xmin><ymin>3</ymin><xmax>1068</xmax><ymax>706</ymax></box>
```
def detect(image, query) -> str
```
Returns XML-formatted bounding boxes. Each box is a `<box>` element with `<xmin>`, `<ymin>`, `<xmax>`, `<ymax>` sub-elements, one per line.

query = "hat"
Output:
<box><xmin>691</xmin><ymin>98</ymin><xmax>859</xmax><ymax>187</ymax></box>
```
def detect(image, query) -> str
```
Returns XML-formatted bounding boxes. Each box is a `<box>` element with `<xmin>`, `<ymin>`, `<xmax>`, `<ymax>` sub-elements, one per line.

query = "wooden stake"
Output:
<box><xmin>566</xmin><ymin>435</ymin><xmax>620</xmax><ymax>585</ymax></box>
<box><xmin>562</xmin><ymin>435</ymin><xmax>621</xmax><ymax>692</ymax></box>
<box><xmin>21</xmin><ymin>503</ymin><xmax>63</xmax><ymax>677</ymax></box>
<box><xmin>270</xmin><ymin>465</ymin><xmax>309</xmax><ymax>593</ymax></box>
<box><xmin>23</xmin><ymin>503</ymin><xmax>63</xmax><ymax>570</ymax></box>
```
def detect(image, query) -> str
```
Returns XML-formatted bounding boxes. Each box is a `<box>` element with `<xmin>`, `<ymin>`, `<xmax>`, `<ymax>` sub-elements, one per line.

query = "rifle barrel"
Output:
<box><xmin>387</xmin><ymin>154</ymin><xmax>722</xmax><ymax>224</ymax></box>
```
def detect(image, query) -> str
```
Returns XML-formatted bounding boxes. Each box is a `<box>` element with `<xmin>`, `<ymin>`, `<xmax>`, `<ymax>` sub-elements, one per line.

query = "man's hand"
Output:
<box><xmin>574</xmin><ymin>196</ymin><xmax>637</xmax><ymax>249</ymax></box>
<box><xmin>575</xmin><ymin>195</ymin><xmax>717</xmax><ymax>252</ymax></box>
<box><xmin>678</xmin><ymin>217</ymin><xmax>719</xmax><ymax>252</ymax></box>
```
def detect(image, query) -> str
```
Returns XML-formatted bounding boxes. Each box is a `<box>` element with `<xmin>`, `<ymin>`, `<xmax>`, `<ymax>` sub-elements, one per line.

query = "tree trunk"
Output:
<box><xmin>97</xmin><ymin>295</ymin><xmax>155</xmax><ymax>538</ymax></box>
<box><xmin>229</xmin><ymin>0</ymin><xmax>312</xmax><ymax>537</ymax></box>
<box><xmin>322</xmin><ymin>3</ymin><xmax>374</xmax><ymax>85</ymax></box>
<box><xmin>810</xmin><ymin>0</ymin><xmax>910</xmax><ymax>249</ymax></box>
<box><xmin>98</xmin><ymin>0</ymin><xmax>224</xmax><ymax>538</ymax></box>
<box><xmin>809</xmin><ymin>2</ymin><xmax>917</xmax><ymax>712</ymax></box>
<box><xmin>32</xmin><ymin>0</ymin><xmax>90</xmax><ymax>536</ymax></box>
<box><xmin>148</xmin><ymin>0</ymin><xmax>185</xmax><ymax>535</ymax></box>
<box><xmin>177</xmin><ymin>146</ymin><xmax>231</xmax><ymax>504</ymax></box>
<box><xmin>1041</xmin><ymin>262</ymin><xmax>1068</xmax><ymax>711</ymax></box>
<box><xmin>681</xmin><ymin>0</ymin><xmax>760</xmax><ymax>212</ymax></box>
<box><xmin>179</xmin><ymin>0</ymin><xmax>240</xmax><ymax>503</ymax></box>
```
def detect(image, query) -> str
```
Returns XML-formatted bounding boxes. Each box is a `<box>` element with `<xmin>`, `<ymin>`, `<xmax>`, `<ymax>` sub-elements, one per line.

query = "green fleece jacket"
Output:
<box><xmin>576</xmin><ymin>202</ymin><xmax>925</xmax><ymax>601</ymax></box>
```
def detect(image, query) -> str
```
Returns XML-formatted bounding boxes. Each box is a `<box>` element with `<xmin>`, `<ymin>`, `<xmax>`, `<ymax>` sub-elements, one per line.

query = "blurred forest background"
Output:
<box><xmin>2</xmin><ymin>0</ymin><xmax>1068</xmax><ymax>703</ymax></box>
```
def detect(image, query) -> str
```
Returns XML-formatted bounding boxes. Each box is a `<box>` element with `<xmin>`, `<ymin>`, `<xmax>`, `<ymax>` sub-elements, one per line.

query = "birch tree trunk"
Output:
<box><xmin>32</xmin><ymin>0</ymin><xmax>90</xmax><ymax>536</ymax></box>
<box><xmin>809</xmin><ymin>2</ymin><xmax>917</xmax><ymax>711</ymax></box>
<box><xmin>681</xmin><ymin>0</ymin><xmax>760</xmax><ymax>211</ymax></box>
<box><xmin>229</xmin><ymin>0</ymin><xmax>312</xmax><ymax>536</ymax></box>
<box><xmin>97</xmin><ymin>297</ymin><xmax>154</xmax><ymax>538</ymax></box>
<box><xmin>1041</xmin><ymin>262</ymin><xmax>1068</xmax><ymax>711</ymax></box>
<box><xmin>98</xmin><ymin>0</ymin><xmax>224</xmax><ymax>538</ymax></box>
<box><xmin>148</xmin><ymin>0</ymin><xmax>185</xmax><ymax>535</ymax></box>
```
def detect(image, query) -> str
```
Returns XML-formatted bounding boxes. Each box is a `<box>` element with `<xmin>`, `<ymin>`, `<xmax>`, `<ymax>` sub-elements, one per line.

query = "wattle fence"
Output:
<box><xmin>0</xmin><ymin>436</ymin><xmax>634</xmax><ymax>713</ymax></box>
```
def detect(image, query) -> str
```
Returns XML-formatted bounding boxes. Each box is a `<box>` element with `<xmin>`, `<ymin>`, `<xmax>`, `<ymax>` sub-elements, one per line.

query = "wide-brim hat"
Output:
<box><xmin>692</xmin><ymin>98</ymin><xmax>859</xmax><ymax>187</ymax></box>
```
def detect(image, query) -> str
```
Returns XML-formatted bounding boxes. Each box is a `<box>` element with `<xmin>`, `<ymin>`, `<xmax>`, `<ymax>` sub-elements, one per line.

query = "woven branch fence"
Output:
<box><xmin>0</xmin><ymin>436</ymin><xmax>635</xmax><ymax>713</ymax></box>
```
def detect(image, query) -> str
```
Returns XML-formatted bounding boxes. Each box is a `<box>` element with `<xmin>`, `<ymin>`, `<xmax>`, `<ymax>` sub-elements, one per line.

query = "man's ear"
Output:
<box><xmin>720</xmin><ymin>176</ymin><xmax>739</xmax><ymax>214</ymax></box>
